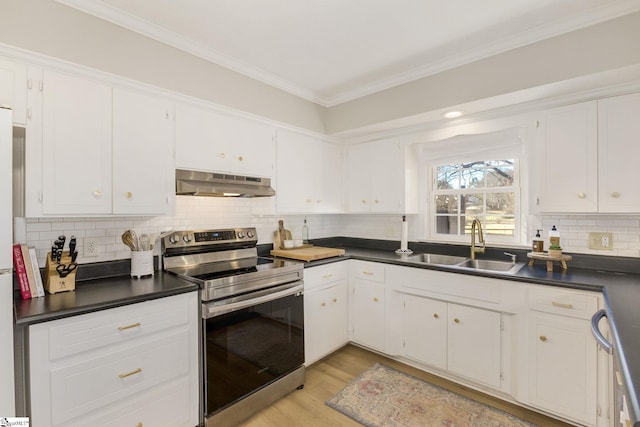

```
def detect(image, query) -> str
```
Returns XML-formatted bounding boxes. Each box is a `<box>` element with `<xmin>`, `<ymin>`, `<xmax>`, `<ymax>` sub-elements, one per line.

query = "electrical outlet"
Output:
<box><xmin>84</xmin><ymin>237</ymin><xmax>100</xmax><ymax>257</ymax></box>
<box><xmin>588</xmin><ymin>232</ymin><xmax>613</xmax><ymax>250</ymax></box>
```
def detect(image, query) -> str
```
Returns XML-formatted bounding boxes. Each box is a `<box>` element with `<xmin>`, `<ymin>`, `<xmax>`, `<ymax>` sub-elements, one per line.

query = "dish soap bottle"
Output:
<box><xmin>549</xmin><ymin>225</ymin><xmax>560</xmax><ymax>248</ymax></box>
<box><xmin>302</xmin><ymin>218</ymin><xmax>309</xmax><ymax>244</ymax></box>
<box><xmin>532</xmin><ymin>229</ymin><xmax>544</xmax><ymax>252</ymax></box>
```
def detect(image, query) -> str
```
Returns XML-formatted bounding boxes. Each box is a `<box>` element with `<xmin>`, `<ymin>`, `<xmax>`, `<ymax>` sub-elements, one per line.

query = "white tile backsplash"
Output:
<box><xmin>24</xmin><ymin>200</ymin><xmax>640</xmax><ymax>268</ymax></box>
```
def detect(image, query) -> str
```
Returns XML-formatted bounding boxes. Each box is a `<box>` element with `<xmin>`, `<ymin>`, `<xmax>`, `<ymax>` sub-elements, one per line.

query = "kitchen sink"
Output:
<box><xmin>405</xmin><ymin>253</ymin><xmax>525</xmax><ymax>274</ymax></box>
<box><xmin>405</xmin><ymin>253</ymin><xmax>468</xmax><ymax>265</ymax></box>
<box><xmin>455</xmin><ymin>259</ymin><xmax>525</xmax><ymax>274</ymax></box>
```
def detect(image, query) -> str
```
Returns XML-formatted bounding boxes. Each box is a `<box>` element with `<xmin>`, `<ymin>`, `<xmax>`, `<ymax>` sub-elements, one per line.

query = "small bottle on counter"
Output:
<box><xmin>532</xmin><ymin>229</ymin><xmax>544</xmax><ymax>252</ymax></box>
<box><xmin>549</xmin><ymin>225</ymin><xmax>560</xmax><ymax>248</ymax></box>
<box><xmin>302</xmin><ymin>218</ymin><xmax>309</xmax><ymax>244</ymax></box>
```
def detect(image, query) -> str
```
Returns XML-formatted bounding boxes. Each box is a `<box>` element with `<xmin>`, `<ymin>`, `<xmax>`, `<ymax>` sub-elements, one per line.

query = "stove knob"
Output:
<box><xmin>237</xmin><ymin>232</ymin><xmax>245</xmax><ymax>238</ymax></box>
<box><xmin>168</xmin><ymin>235</ymin><xmax>179</xmax><ymax>244</ymax></box>
<box><xmin>183</xmin><ymin>234</ymin><xmax>192</xmax><ymax>243</ymax></box>
<box><xmin>247</xmin><ymin>231</ymin><xmax>255</xmax><ymax>238</ymax></box>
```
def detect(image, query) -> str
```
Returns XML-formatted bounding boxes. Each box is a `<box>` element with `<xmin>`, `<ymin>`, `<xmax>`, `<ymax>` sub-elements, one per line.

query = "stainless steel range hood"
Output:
<box><xmin>175</xmin><ymin>169</ymin><xmax>275</xmax><ymax>197</ymax></box>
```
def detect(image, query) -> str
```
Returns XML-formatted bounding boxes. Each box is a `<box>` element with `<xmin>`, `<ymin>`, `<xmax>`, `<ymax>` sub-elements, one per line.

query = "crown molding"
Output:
<box><xmin>53</xmin><ymin>0</ymin><xmax>640</xmax><ymax>108</ymax></box>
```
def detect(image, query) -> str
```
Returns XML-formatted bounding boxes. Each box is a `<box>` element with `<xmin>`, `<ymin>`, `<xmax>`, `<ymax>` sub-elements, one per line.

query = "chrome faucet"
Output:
<box><xmin>470</xmin><ymin>219</ymin><xmax>485</xmax><ymax>260</ymax></box>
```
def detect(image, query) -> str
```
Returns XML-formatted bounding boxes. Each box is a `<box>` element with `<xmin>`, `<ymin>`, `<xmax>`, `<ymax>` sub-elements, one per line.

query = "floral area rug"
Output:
<box><xmin>326</xmin><ymin>363</ymin><xmax>537</xmax><ymax>427</ymax></box>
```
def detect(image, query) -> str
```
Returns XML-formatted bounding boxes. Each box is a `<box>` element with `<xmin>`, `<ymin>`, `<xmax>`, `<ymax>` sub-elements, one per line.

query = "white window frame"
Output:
<box><xmin>421</xmin><ymin>127</ymin><xmax>524</xmax><ymax>246</ymax></box>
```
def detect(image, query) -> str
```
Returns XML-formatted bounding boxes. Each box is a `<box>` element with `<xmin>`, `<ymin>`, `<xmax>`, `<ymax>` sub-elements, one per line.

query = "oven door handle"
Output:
<box><xmin>203</xmin><ymin>281</ymin><xmax>304</xmax><ymax>318</ymax></box>
<box><xmin>590</xmin><ymin>309</ymin><xmax>613</xmax><ymax>354</ymax></box>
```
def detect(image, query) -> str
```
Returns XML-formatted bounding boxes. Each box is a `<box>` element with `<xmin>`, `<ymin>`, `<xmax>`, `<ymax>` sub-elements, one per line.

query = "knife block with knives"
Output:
<box><xmin>44</xmin><ymin>251</ymin><xmax>77</xmax><ymax>294</ymax></box>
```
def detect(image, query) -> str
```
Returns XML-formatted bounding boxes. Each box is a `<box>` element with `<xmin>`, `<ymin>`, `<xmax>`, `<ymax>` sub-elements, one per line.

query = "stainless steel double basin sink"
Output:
<box><xmin>404</xmin><ymin>253</ymin><xmax>525</xmax><ymax>275</ymax></box>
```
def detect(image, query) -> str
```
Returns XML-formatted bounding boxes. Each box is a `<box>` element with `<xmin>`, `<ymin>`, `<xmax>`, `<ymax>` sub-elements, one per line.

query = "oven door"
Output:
<box><xmin>203</xmin><ymin>281</ymin><xmax>304</xmax><ymax>418</ymax></box>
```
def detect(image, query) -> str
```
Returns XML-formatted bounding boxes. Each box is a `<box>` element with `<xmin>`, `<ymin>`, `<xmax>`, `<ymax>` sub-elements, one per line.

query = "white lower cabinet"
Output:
<box><xmin>524</xmin><ymin>286</ymin><xmax>605</xmax><ymax>427</ymax></box>
<box><xmin>350</xmin><ymin>261</ymin><xmax>386</xmax><ymax>352</ymax></box>
<box><xmin>29</xmin><ymin>292</ymin><xmax>199</xmax><ymax>427</ymax></box>
<box><xmin>401</xmin><ymin>294</ymin><xmax>501</xmax><ymax>388</ymax></box>
<box><xmin>304</xmin><ymin>262</ymin><xmax>349</xmax><ymax>365</ymax></box>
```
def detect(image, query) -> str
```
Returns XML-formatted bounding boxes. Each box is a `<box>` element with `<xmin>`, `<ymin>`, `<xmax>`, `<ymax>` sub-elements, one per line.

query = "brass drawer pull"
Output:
<box><xmin>539</xmin><ymin>336</ymin><xmax>548</xmax><ymax>342</ymax></box>
<box><xmin>362</xmin><ymin>271</ymin><xmax>374</xmax><ymax>276</ymax></box>
<box><xmin>433</xmin><ymin>313</ymin><xmax>439</xmax><ymax>319</ymax></box>
<box><xmin>454</xmin><ymin>318</ymin><xmax>460</xmax><ymax>324</ymax></box>
<box><xmin>137</xmin><ymin>423</ymin><xmax>143</xmax><ymax>427</ymax></box>
<box><xmin>322</xmin><ymin>274</ymin><xmax>334</xmax><ymax>279</ymax></box>
<box><xmin>551</xmin><ymin>301</ymin><xmax>573</xmax><ymax>309</ymax></box>
<box><xmin>373</xmin><ymin>297</ymin><xmax>379</xmax><ymax>302</ymax></box>
<box><xmin>332</xmin><ymin>298</ymin><xmax>338</xmax><ymax>303</ymax></box>
<box><xmin>118</xmin><ymin>322</ymin><xmax>142</xmax><ymax>331</ymax></box>
<box><xmin>321</xmin><ymin>302</ymin><xmax>326</xmax><ymax>307</ymax></box>
<box><xmin>119</xmin><ymin>368</ymin><xmax>142</xmax><ymax>379</ymax></box>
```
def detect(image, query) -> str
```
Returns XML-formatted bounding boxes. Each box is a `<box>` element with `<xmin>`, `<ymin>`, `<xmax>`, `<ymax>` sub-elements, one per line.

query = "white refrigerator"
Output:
<box><xmin>0</xmin><ymin>107</ymin><xmax>16</xmax><ymax>416</ymax></box>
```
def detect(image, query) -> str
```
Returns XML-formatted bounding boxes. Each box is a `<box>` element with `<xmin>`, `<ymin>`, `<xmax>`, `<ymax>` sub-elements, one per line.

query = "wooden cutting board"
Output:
<box><xmin>270</xmin><ymin>246</ymin><xmax>346</xmax><ymax>262</ymax></box>
<box><xmin>273</xmin><ymin>219</ymin><xmax>292</xmax><ymax>250</ymax></box>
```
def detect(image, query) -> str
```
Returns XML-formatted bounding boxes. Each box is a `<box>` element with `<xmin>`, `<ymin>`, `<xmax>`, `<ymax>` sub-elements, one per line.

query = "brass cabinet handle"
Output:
<box><xmin>454</xmin><ymin>318</ymin><xmax>460</xmax><ymax>324</ymax></box>
<box><xmin>136</xmin><ymin>423</ymin><xmax>143</xmax><ymax>427</ymax></box>
<box><xmin>321</xmin><ymin>302</ymin><xmax>326</xmax><ymax>307</ymax></box>
<box><xmin>373</xmin><ymin>297</ymin><xmax>379</xmax><ymax>302</ymax></box>
<box><xmin>119</xmin><ymin>368</ymin><xmax>142</xmax><ymax>379</ymax></box>
<box><xmin>577</xmin><ymin>192</ymin><xmax>586</xmax><ymax>199</ymax></box>
<box><xmin>362</xmin><ymin>271</ymin><xmax>374</xmax><ymax>276</ymax></box>
<box><xmin>611</xmin><ymin>192</ymin><xmax>620</xmax><ymax>198</ymax></box>
<box><xmin>126</xmin><ymin>191</ymin><xmax>133</xmax><ymax>199</ymax></box>
<box><xmin>332</xmin><ymin>298</ymin><xmax>338</xmax><ymax>303</ymax></box>
<box><xmin>551</xmin><ymin>301</ymin><xmax>573</xmax><ymax>309</ymax></box>
<box><xmin>539</xmin><ymin>336</ymin><xmax>548</xmax><ymax>342</ymax></box>
<box><xmin>322</xmin><ymin>274</ymin><xmax>334</xmax><ymax>279</ymax></box>
<box><xmin>118</xmin><ymin>322</ymin><xmax>142</xmax><ymax>331</ymax></box>
<box><xmin>433</xmin><ymin>313</ymin><xmax>439</xmax><ymax>319</ymax></box>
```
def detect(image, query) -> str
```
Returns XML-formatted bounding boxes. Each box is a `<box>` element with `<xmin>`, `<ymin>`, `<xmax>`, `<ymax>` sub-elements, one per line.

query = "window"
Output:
<box><xmin>432</xmin><ymin>160</ymin><xmax>519</xmax><ymax>241</ymax></box>
<box><xmin>423</xmin><ymin>128</ymin><xmax>523</xmax><ymax>244</ymax></box>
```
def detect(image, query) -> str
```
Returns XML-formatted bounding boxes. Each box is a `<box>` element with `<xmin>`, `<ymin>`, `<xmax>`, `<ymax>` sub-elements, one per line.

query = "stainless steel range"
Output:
<box><xmin>162</xmin><ymin>228</ymin><xmax>305</xmax><ymax>427</ymax></box>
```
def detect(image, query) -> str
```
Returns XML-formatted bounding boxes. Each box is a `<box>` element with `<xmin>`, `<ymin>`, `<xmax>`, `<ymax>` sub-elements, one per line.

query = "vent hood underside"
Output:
<box><xmin>175</xmin><ymin>169</ymin><xmax>275</xmax><ymax>197</ymax></box>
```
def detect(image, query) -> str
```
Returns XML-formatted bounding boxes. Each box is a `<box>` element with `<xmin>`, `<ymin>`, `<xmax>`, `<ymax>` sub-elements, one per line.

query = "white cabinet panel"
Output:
<box><xmin>351</xmin><ymin>278</ymin><xmax>385</xmax><ymax>351</ymax></box>
<box><xmin>0</xmin><ymin>57</ymin><xmax>28</xmax><ymax>124</ymax></box>
<box><xmin>276</xmin><ymin>129</ymin><xmax>341</xmax><ymax>213</ymax></box>
<box><xmin>403</xmin><ymin>295</ymin><xmax>447</xmax><ymax>370</ymax></box>
<box><xmin>535</xmin><ymin>101</ymin><xmax>598</xmax><ymax>212</ymax></box>
<box><xmin>527</xmin><ymin>311</ymin><xmax>598</xmax><ymax>426</ymax></box>
<box><xmin>175</xmin><ymin>102</ymin><xmax>275</xmax><ymax>177</ymax></box>
<box><xmin>112</xmin><ymin>88</ymin><xmax>174</xmax><ymax>214</ymax></box>
<box><xmin>598</xmin><ymin>92</ymin><xmax>640</xmax><ymax>212</ymax></box>
<box><xmin>41</xmin><ymin>69</ymin><xmax>112</xmax><ymax>215</ymax></box>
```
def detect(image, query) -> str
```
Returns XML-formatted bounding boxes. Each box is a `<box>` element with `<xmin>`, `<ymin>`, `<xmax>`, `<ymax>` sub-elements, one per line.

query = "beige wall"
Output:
<box><xmin>326</xmin><ymin>12</ymin><xmax>640</xmax><ymax>134</ymax></box>
<box><xmin>0</xmin><ymin>0</ymin><xmax>327</xmax><ymax>133</ymax></box>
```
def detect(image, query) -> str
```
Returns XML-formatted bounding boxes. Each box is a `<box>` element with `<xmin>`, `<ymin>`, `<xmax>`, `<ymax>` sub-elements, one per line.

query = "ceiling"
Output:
<box><xmin>57</xmin><ymin>0</ymin><xmax>640</xmax><ymax>107</ymax></box>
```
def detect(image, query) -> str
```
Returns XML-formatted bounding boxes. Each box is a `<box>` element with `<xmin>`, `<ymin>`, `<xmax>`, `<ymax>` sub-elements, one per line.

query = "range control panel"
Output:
<box><xmin>163</xmin><ymin>227</ymin><xmax>258</xmax><ymax>250</ymax></box>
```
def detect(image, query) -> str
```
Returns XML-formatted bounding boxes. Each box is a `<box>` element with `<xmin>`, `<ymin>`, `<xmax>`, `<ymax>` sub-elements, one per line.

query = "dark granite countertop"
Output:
<box><xmin>14</xmin><ymin>268</ymin><xmax>198</xmax><ymax>327</ymax></box>
<box><xmin>280</xmin><ymin>237</ymin><xmax>640</xmax><ymax>424</ymax></box>
<box><xmin>16</xmin><ymin>239</ymin><xmax>640</xmax><ymax>424</ymax></box>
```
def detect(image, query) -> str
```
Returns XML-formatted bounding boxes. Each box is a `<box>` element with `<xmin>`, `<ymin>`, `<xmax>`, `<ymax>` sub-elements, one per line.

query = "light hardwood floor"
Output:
<box><xmin>240</xmin><ymin>344</ymin><xmax>572</xmax><ymax>426</ymax></box>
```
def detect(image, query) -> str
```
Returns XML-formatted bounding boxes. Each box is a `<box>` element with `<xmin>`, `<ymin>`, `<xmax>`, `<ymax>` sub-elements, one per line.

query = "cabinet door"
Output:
<box><xmin>527</xmin><ymin>312</ymin><xmax>597</xmax><ymax>426</ymax></box>
<box><xmin>276</xmin><ymin>129</ymin><xmax>341</xmax><ymax>213</ymax></box>
<box><xmin>304</xmin><ymin>281</ymin><xmax>348</xmax><ymax>365</ymax></box>
<box><xmin>42</xmin><ymin>70</ymin><xmax>112</xmax><ymax>214</ymax></box>
<box><xmin>0</xmin><ymin>58</ymin><xmax>27</xmax><ymax>124</ymax></box>
<box><xmin>598</xmin><ymin>93</ymin><xmax>640</xmax><ymax>212</ymax></box>
<box><xmin>370</xmin><ymin>140</ymin><xmax>403</xmax><ymax>213</ymax></box>
<box><xmin>447</xmin><ymin>304</ymin><xmax>501</xmax><ymax>388</ymax></box>
<box><xmin>112</xmin><ymin>88</ymin><xmax>174</xmax><ymax>214</ymax></box>
<box><xmin>176</xmin><ymin>103</ymin><xmax>274</xmax><ymax>177</ymax></box>
<box><xmin>536</xmin><ymin>101</ymin><xmax>598</xmax><ymax>212</ymax></box>
<box><xmin>343</xmin><ymin>143</ymin><xmax>372</xmax><ymax>212</ymax></box>
<box><xmin>403</xmin><ymin>295</ymin><xmax>447</xmax><ymax>370</ymax></box>
<box><xmin>351</xmin><ymin>279</ymin><xmax>385</xmax><ymax>351</ymax></box>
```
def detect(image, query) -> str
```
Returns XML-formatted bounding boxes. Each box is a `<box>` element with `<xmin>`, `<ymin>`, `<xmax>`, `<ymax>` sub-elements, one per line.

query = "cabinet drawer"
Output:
<box><xmin>47</xmin><ymin>293</ymin><xmax>192</xmax><ymax>359</ymax></box>
<box><xmin>74</xmin><ymin>378</ymin><xmax>196</xmax><ymax>427</ymax></box>
<box><xmin>351</xmin><ymin>260</ymin><xmax>385</xmax><ymax>283</ymax></box>
<box><xmin>528</xmin><ymin>286</ymin><xmax>599</xmax><ymax>319</ymax></box>
<box><xmin>48</xmin><ymin>329</ymin><xmax>189</xmax><ymax>425</ymax></box>
<box><xmin>305</xmin><ymin>261</ymin><xmax>348</xmax><ymax>290</ymax></box>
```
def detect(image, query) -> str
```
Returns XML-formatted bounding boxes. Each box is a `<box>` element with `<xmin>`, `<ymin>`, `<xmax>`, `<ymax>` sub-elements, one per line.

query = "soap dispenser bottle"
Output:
<box><xmin>532</xmin><ymin>229</ymin><xmax>544</xmax><ymax>252</ymax></box>
<box><xmin>549</xmin><ymin>225</ymin><xmax>560</xmax><ymax>248</ymax></box>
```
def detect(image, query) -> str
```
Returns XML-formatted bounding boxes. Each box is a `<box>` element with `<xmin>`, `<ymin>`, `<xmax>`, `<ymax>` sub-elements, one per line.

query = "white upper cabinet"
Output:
<box><xmin>597</xmin><ymin>92</ymin><xmax>640</xmax><ymax>213</ymax></box>
<box><xmin>276</xmin><ymin>129</ymin><xmax>341</xmax><ymax>213</ymax></box>
<box><xmin>0</xmin><ymin>57</ymin><xmax>28</xmax><ymax>125</ymax></box>
<box><xmin>343</xmin><ymin>138</ymin><xmax>417</xmax><ymax>213</ymax></box>
<box><xmin>175</xmin><ymin>102</ymin><xmax>275</xmax><ymax>178</ymax></box>
<box><xmin>112</xmin><ymin>88</ymin><xmax>174</xmax><ymax>215</ymax></box>
<box><xmin>535</xmin><ymin>93</ymin><xmax>640</xmax><ymax>213</ymax></box>
<box><xmin>26</xmin><ymin>68</ymin><xmax>174</xmax><ymax>216</ymax></box>
<box><xmin>41</xmin><ymin>69</ymin><xmax>113</xmax><ymax>215</ymax></box>
<box><xmin>535</xmin><ymin>101</ymin><xmax>598</xmax><ymax>213</ymax></box>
